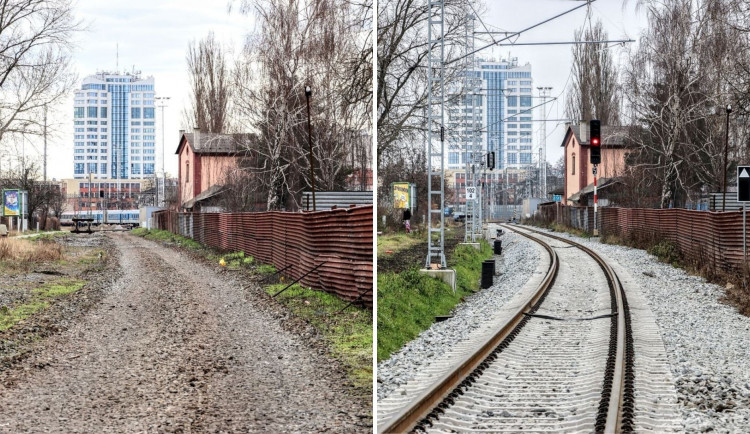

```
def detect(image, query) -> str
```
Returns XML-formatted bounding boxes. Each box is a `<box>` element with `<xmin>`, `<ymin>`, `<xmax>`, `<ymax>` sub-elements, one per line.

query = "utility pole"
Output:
<box><xmin>305</xmin><ymin>86</ymin><xmax>316</xmax><ymax>211</ymax></box>
<box><xmin>537</xmin><ymin>86</ymin><xmax>552</xmax><ymax>199</ymax></box>
<box><xmin>722</xmin><ymin>104</ymin><xmax>732</xmax><ymax>212</ymax></box>
<box><xmin>156</xmin><ymin>96</ymin><xmax>171</xmax><ymax>208</ymax></box>
<box><xmin>43</xmin><ymin>104</ymin><xmax>48</xmax><ymax>182</ymax></box>
<box><xmin>425</xmin><ymin>0</ymin><xmax>446</xmax><ymax>268</ymax></box>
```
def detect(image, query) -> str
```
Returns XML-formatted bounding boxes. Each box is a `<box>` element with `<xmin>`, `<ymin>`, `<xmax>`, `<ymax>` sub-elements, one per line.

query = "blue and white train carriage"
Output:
<box><xmin>60</xmin><ymin>210</ymin><xmax>140</xmax><ymax>227</ymax></box>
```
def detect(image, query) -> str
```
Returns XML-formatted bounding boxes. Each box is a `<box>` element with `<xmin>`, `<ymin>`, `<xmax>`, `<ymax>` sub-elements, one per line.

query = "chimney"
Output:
<box><xmin>179</xmin><ymin>129</ymin><xmax>185</xmax><ymax>136</ymax></box>
<box><xmin>579</xmin><ymin>120</ymin><xmax>588</xmax><ymax>143</ymax></box>
<box><xmin>193</xmin><ymin>127</ymin><xmax>200</xmax><ymax>149</ymax></box>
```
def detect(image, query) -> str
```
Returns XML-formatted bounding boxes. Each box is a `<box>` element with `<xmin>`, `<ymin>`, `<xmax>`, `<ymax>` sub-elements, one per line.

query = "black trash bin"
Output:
<box><xmin>481</xmin><ymin>260</ymin><xmax>495</xmax><ymax>289</ymax></box>
<box><xmin>493</xmin><ymin>239</ymin><xmax>502</xmax><ymax>255</ymax></box>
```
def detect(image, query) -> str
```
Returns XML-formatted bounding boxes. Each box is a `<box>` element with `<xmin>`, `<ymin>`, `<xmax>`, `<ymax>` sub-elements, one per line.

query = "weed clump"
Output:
<box><xmin>648</xmin><ymin>240</ymin><xmax>682</xmax><ymax>266</ymax></box>
<box><xmin>0</xmin><ymin>238</ymin><xmax>62</xmax><ymax>263</ymax></box>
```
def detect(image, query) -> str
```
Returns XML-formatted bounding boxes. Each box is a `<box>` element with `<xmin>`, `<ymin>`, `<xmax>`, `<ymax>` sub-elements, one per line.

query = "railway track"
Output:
<box><xmin>378</xmin><ymin>224</ymin><xmax>635</xmax><ymax>433</ymax></box>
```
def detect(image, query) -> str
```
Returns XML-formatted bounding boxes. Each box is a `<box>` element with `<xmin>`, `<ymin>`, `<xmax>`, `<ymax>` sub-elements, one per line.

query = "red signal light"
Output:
<box><xmin>591</xmin><ymin>138</ymin><xmax>600</xmax><ymax>146</ymax></box>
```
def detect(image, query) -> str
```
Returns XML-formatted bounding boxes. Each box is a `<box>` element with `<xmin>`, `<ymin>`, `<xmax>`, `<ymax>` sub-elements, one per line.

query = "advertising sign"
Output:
<box><xmin>393</xmin><ymin>182</ymin><xmax>410</xmax><ymax>209</ymax></box>
<box><xmin>3</xmin><ymin>189</ymin><xmax>19</xmax><ymax>216</ymax></box>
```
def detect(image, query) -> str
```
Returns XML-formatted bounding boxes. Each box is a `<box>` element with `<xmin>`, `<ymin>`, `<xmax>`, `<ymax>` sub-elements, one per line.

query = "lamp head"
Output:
<box><xmin>305</xmin><ymin>86</ymin><xmax>311</xmax><ymax>97</ymax></box>
<box><xmin>727</xmin><ymin>104</ymin><xmax>732</xmax><ymax>114</ymax></box>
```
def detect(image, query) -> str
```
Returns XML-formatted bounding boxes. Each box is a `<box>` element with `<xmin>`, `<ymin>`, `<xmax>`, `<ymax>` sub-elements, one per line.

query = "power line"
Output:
<box><xmin>447</xmin><ymin>1</ymin><xmax>597</xmax><ymax>66</ymax></box>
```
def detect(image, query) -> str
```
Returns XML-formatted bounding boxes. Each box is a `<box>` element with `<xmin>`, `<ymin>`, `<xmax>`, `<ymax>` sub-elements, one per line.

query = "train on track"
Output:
<box><xmin>60</xmin><ymin>210</ymin><xmax>141</xmax><ymax>227</ymax></box>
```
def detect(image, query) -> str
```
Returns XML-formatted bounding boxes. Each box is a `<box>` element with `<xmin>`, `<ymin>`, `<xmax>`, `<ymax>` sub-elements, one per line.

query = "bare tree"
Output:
<box><xmin>623</xmin><ymin>0</ymin><xmax>747</xmax><ymax>208</ymax></box>
<box><xmin>184</xmin><ymin>32</ymin><xmax>233</xmax><ymax>133</ymax></box>
<box><xmin>232</xmin><ymin>0</ymin><xmax>372</xmax><ymax>210</ymax></box>
<box><xmin>564</xmin><ymin>19</ymin><xmax>622</xmax><ymax>125</ymax></box>
<box><xmin>0</xmin><ymin>0</ymin><xmax>81</xmax><ymax>145</ymax></box>
<box><xmin>377</xmin><ymin>0</ymin><xmax>475</xmax><ymax>166</ymax></box>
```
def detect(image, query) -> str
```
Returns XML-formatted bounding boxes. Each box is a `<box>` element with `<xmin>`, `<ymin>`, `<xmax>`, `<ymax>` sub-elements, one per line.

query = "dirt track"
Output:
<box><xmin>0</xmin><ymin>232</ymin><xmax>370</xmax><ymax>433</ymax></box>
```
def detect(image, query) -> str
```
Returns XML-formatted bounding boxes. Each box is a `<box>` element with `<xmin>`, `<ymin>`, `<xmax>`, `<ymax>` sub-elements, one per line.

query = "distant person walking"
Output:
<box><xmin>403</xmin><ymin>208</ymin><xmax>412</xmax><ymax>233</ymax></box>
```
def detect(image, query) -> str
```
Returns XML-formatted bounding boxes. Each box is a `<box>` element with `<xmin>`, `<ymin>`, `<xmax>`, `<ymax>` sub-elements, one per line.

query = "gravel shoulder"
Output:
<box><xmin>0</xmin><ymin>232</ymin><xmax>371</xmax><ymax>433</ymax></box>
<box><xmin>377</xmin><ymin>229</ymin><xmax>542</xmax><ymax>401</ymax></box>
<box><xmin>540</xmin><ymin>227</ymin><xmax>750</xmax><ymax>433</ymax></box>
<box><xmin>377</xmin><ymin>223</ymin><xmax>750</xmax><ymax>432</ymax></box>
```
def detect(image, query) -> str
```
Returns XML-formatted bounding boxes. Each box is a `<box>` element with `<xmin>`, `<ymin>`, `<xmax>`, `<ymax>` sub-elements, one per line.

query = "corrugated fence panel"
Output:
<box><xmin>537</xmin><ymin>204</ymin><xmax>749</xmax><ymax>274</ymax></box>
<box><xmin>153</xmin><ymin>206</ymin><xmax>374</xmax><ymax>308</ymax></box>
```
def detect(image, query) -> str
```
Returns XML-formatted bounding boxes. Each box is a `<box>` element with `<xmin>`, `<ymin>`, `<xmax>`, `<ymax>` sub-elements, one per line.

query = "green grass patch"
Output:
<box><xmin>0</xmin><ymin>300</ymin><xmax>51</xmax><ymax>331</ymax></box>
<box><xmin>215</xmin><ymin>251</ymin><xmax>255</xmax><ymax>270</ymax></box>
<box><xmin>377</xmin><ymin>232</ymin><xmax>421</xmax><ymax>256</ymax></box>
<box><xmin>131</xmin><ymin>227</ymin><xmax>150</xmax><ymax>237</ymax></box>
<box><xmin>34</xmin><ymin>278</ymin><xmax>86</xmax><ymax>298</ymax></box>
<box><xmin>1</xmin><ymin>278</ymin><xmax>86</xmax><ymax>331</ymax></box>
<box><xmin>257</xmin><ymin>264</ymin><xmax>276</xmax><ymax>274</ymax></box>
<box><xmin>132</xmin><ymin>228</ymin><xmax>202</xmax><ymax>250</ymax></box>
<box><xmin>265</xmin><ymin>283</ymin><xmax>372</xmax><ymax>394</ymax></box>
<box><xmin>377</xmin><ymin>240</ymin><xmax>492</xmax><ymax>362</ymax></box>
<box><xmin>26</xmin><ymin>232</ymin><xmax>67</xmax><ymax>242</ymax></box>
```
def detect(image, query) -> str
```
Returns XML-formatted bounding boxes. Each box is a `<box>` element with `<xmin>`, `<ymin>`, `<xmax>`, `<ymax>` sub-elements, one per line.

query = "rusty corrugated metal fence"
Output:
<box><xmin>153</xmin><ymin>206</ymin><xmax>373</xmax><ymax>308</ymax></box>
<box><xmin>537</xmin><ymin>204</ymin><xmax>749</xmax><ymax>272</ymax></box>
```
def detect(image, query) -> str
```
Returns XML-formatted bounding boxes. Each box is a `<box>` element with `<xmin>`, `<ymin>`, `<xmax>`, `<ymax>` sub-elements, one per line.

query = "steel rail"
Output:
<box><xmin>378</xmin><ymin>224</ymin><xmax>631</xmax><ymax>433</ymax></box>
<box><xmin>377</xmin><ymin>228</ymin><xmax>560</xmax><ymax>434</ymax></box>
<box><xmin>516</xmin><ymin>225</ymin><xmax>629</xmax><ymax>433</ymax></box>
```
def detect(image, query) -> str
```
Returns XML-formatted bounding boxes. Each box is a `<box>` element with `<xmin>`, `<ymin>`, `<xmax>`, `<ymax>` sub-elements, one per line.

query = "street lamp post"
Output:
<box><xmin>155</xmin><ymin>96</ymin><xmax>170</xmax><ymax>208</ymax></box>
<box><xmin>305</xmin><ymin>85</ymin><xmax>316</xmax><ymax>211</ymax></box>
<box><xmin>723</xmin><ymin>104</ymin><xmax>732</xmax><ymax>212</ymax></box>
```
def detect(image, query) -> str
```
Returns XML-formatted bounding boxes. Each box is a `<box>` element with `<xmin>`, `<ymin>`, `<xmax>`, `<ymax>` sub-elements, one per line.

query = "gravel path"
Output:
<box><xmin>0</xmin><ymin>232</ymin><xmax>370</xmax><ymax>433</ymax></box>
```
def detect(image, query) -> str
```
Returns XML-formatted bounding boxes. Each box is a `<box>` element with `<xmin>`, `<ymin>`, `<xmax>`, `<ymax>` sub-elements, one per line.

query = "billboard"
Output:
<box><xmin>3</xmin><ymin>189</ymin><xmax>19</xmax><ymax>216</ymax></box>
<box><xmin>392</xmin><ymin>182</ymin><xmax>410</xmax><ymax>209</ymax></box>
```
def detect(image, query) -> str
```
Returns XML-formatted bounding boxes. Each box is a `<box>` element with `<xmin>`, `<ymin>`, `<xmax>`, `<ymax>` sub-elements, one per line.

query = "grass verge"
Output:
<box><xmin>132</xmin><ymin>227</ymin><xmax>203</xmax><ymax>250</ymax></box>
<box><xmin>377</xmin><ymin>232</ymin><xmax>421</xmax><ymax>256</ymax></box>
<box><xmin>266</xmin><ymin>283</ymin><xmax>372</xmax><ymax>395</ymax></box>
<box><xmin>377</xmin><ymin>240</ymin><xmax>492</xmax><ymax>362</ymax></box>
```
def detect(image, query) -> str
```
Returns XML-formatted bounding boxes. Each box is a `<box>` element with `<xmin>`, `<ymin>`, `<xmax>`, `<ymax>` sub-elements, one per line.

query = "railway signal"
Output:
<box><xmin>589</xmin><ymin>120</ymin><xmax>601</xmax><ymax>236</ymax></box>
<box><xmin>589</xmin><ymin>119</ymin><xmax>601</xmax><ymax>165</ymax></box>
<box><xmin>487</xmin><ymin>151</ymin><xmax>495</xmax><ymax>170</ymax></box>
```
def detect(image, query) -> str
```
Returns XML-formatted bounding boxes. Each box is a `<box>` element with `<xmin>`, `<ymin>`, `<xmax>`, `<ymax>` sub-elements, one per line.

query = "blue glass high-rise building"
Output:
<box><xmin>447</xmin><ymin>58</ymin><xmax>533</xmax><ymax>172</ymax></box>
<box><xmin>72</xmin><ymin>72</ymin><xmax>156</xmax><ymax>180</ymax></box>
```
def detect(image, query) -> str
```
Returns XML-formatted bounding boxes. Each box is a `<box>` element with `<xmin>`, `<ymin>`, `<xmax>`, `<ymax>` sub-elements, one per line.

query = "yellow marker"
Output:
<box><xmin>219</xmin><ymin>258</ymin><xmax>226</xmax><ymax>267</ymax></box>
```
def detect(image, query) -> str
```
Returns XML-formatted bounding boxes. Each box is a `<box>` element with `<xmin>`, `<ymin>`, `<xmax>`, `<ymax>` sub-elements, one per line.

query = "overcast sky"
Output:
<box><xmin>37</xmin><ymin>0</ymin><xmax>249</xmax><ymax>181</ymax></box>
<box><xmin>34</xmin><ymin>1</ymin><xmax>648</xmax><ymax>182</ymax></box>
<box><xmin>480</xmin><ymin>0</ymin><xmax>648</xmax><ymax>168</ymax></box>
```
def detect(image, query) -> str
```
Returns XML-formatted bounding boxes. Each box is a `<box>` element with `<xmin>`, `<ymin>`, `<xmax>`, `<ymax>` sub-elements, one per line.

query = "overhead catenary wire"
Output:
<box><xmin>447</xmin><ymin>0</ymin><xmax>598</xmax><ymax>66</ymax></box>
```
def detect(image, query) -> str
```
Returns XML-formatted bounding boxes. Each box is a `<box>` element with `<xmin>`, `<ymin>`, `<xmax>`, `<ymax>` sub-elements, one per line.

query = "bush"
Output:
<box><xmin>648</xmin><ymin>240</ymin><xmax>682</xmax><ymax>265</ymax></box>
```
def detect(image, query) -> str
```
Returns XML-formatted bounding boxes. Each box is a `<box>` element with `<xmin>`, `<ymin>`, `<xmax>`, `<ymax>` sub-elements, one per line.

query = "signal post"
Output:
<box><xmin>590</xmin><ymin>120</ymin><xmax>601</xmax><ymax>236</ymax></box>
